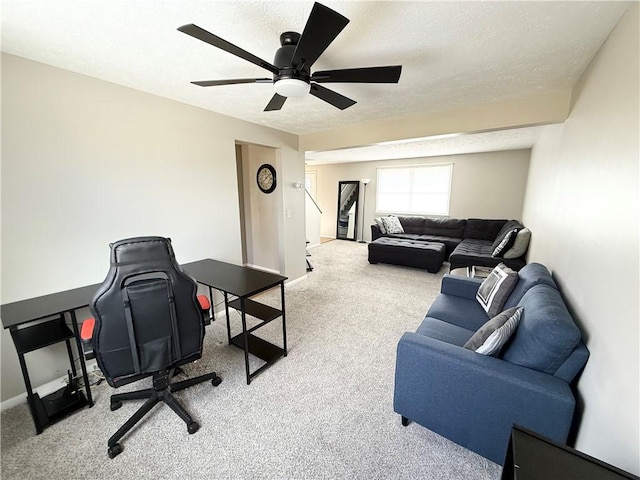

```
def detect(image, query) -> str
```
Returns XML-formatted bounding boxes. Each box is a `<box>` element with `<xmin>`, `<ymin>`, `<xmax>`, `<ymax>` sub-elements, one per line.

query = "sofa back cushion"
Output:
<box><xmin>398</xmin><ymin>216</ymin><xmax>427</xmax><ymax>234</ymax></box>
<box><xmin>463</xmin><ymin>219</ymin><xmax>508</xmax><ymax>241</ymax></box>
<box><xmin>422</xmin><ymin>217</ymin><xmax>467</xmax><ymax>238</ymax></box>
<box><xmin>501</xmin><ymin>285</ymin><xmax>582</xmax><ymax>379</ymax></box>
<box><xmin>503</xmin><ymin>262</ymin><xmax>557</xmax><ymax>309</ymax></box>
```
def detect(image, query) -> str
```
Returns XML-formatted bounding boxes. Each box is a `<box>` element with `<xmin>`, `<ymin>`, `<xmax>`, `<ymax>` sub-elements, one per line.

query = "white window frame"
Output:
<box><xmin>375</xmin><ymin>163</ymin><xmax>453</xmax><ymax>216</ymax></box>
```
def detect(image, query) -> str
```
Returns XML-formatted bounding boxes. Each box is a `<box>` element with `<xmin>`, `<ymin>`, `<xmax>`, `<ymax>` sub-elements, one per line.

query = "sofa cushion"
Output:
<box><xmin>416</xmin><ymin>317</ymin><xmax>475</xmax><ymax>347</ymax></box>
<box><xmin>503</xmin><ymin>228</ymin><xmax>531</xmax><ymax>259</ymax></box>
<box><xmin>463</xmin><ymin>219</ymin><xmax>508</xmax><ymax>241</ymax></box>
<box><xmin>504</xmin><ymin>262</ymin><xmax>557</xmax><ymax>309</ymax></box>
<box><xmin>476</xmin><ymin>263</ymin><xmax>518</xmax><ymax>317</ymax></box>
<box><xmin>450</xmin><ymin>239</ymin><xmax>527</xmax><ymax>272</ymax></box>
<box><xmin>397</xmin><ymin>216</ymin><xmax>427</xmax><ymax>234</ymax></box>
<box><xmin>422</xmin><ymin>217</ymin><xmax>467</xmax><ymax>238</ymax></box>
<box><xmin>426</xmin><ymin>293</ymin><xmax>489</xmax><ymax>331</ymax></box>
<box><xmin>382</xmin><ymin>215</ymin><xmax>404</xmax><ymax>234</ymax></box>
<box><xmin>501</xmin><ymin>285</ymin><xmax>581</xmax><ymax>376</ymax></box>
<box><xmin>464</xmin><ymin>307</ymin><xmax>523</xmax><ymax>356</ymax></box>
<box><xmin>491</xmin><ymin>220</ymin><xmax>524</xmax><ymax>251</ymax></box>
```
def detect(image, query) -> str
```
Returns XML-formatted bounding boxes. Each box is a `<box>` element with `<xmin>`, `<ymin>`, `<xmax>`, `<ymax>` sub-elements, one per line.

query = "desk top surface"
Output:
<box><xmin>182</xmin><ymin>259</ymin><xmax>287</xmax><ymax>298</ymax></box>
<box><xmin>1</xmin><ymin>258</ymin><xmax>287</xmax><ymax>329</ymax></box>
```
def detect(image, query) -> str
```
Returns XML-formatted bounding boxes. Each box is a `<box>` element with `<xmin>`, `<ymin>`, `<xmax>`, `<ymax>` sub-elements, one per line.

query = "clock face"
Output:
<box><xmin>257</xmin><ymin>164</ymin><xmax>277</xmax><ymax>193</ymax></box>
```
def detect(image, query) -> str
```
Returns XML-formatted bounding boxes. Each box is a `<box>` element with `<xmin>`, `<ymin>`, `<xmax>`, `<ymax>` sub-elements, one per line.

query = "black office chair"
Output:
<box><xmin>89</xmin><ymin>236</ymin><xmax>221</xmax><ymax>459</ymax></box>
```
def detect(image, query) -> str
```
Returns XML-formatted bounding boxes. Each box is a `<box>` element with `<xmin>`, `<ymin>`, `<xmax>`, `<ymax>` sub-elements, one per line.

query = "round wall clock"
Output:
<box><xmin>256</xmin><ymin>163</ymin><xmax>277</xmax><ymax>194</ymax></box>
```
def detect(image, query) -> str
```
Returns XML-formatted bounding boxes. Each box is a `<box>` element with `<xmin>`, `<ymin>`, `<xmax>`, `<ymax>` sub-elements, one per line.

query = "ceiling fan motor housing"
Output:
<box><xmin>274</xmin><ymin>31</ymin><xmax>310</xmax><ymax>83</ymax></box>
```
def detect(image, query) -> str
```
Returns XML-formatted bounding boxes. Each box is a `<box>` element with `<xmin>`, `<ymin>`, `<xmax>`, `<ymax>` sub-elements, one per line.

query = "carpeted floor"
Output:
<box><xmin>1</xmin><ymin>240</ymin><xmax>501</xmax><ymax>479</ymax></box>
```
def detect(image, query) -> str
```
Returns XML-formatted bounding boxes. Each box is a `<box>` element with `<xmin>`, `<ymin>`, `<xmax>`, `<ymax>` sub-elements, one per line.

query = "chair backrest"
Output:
<box><xmin>90</xmin><ymin>236</ymin><xmax>204</xmax><ymax>387</ymax></box>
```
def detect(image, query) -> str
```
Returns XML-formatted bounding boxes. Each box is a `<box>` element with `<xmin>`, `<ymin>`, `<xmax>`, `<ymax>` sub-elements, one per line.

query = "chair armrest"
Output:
<box><xmin>394</xmin><ymin>332</ymin><xmax>575</xmax><ymax>464</ymax></box>
<box><xmin>440</xmin><ymin>274</ymin><xmax>483</xmax><ymax>299</ymax></box>
<box><xmin>197</xmin><ymin>295</ymin><xmax>211</xmax><ymax>325</ymax></box>
<box><xmin>80</xmin><ymin>318</ymin><xmax>95</xmax><ymax>360</ymax></box>
<box><xmin>197</xmin><ymin>295</ymin><xmax>210</xmax><ymax>311</ymax></box>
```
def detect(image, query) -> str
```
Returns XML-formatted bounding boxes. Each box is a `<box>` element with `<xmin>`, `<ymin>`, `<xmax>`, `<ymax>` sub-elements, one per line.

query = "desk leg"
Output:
<box><xmin>224</xmin><ymin>292</ymin><xmax>232</xmax><ymax>345</ymax></box>
<box><xmin>240</xmin><ymin>297</ymin><xmax>251</xmax><ymax>385</ymax></box>
<box><xmin>68</xmin><ymin>311</ymin><xmax>93</xmax><ymax>407</ymax></box>
<box><xmin>281</xmin><ymin>282</ymin><xmax>287</xmax><ymax>356</ymax></box>
<box><xmin>207</xmin><ymin>286</ymin><xmax>214</xmax><ymax>322</ymax></box>
<box><xmin>14</xmin><ymin>347</ymin><xmax>43</xmax><ymax>434</ymax></box>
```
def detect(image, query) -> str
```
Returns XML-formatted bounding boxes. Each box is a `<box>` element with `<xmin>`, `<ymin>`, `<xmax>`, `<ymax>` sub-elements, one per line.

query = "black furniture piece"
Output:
<box><xmin>89</xmin><ymin>237</ymin><xmax>222</xmax><ymax>459</ymax></box>
<box><xmin>502</xmin><ymin>425</ymin><xmax>639</xmax><ymax>480</ymax></box>
<box><xmin>1</xmin><ymin>285</ymin><xmax>96</xmax><ymax>434</ymax></box>
<box><xmin>182</xmin><ymin>259</ymin><xmax>287</xmax><ymax>385</ymax></box>
<box><xmin>368</xmin><ymin>237</ymin><xmax>445</xmax><ymax>272</ymax></box>
<box><xmin>371</xmin><ymin>216</ymin><xmax>528</xmax><ymax>272</ymax></box>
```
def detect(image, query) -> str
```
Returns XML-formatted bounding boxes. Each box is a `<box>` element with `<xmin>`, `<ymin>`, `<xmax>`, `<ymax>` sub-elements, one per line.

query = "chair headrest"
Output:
<box><xmin>110</xmin><ymin>236</ymin><xmax>174</xmax><ymax>266</ymax></box>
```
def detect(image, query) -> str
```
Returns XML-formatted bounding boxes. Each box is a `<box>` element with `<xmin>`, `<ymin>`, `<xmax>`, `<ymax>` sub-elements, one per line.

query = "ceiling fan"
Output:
<box><xmin>178</xmin><ymin>2</ymin><xmax>402</xmax><ymax>112</ymax></box>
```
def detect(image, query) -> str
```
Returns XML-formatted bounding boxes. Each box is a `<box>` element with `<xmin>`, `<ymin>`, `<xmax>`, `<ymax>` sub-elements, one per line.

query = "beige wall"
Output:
<box><xmin>241</xmin><ymin>143</ymin><xmax>280</xmax><ymax>272</ymax></box>
<box><xmin>0</xmin><ymin>53</ymin><xmax>305</xmax><ymax>402</ymax></box>
<box><xmin>308</xmin><ymin>149</ymin><xmax>530</xmax><ymax>241</ymax></box>
<box><xmin>522</xmin><ymin>4</ymin><xmax>639</xmax><ymax>474</ymax></box>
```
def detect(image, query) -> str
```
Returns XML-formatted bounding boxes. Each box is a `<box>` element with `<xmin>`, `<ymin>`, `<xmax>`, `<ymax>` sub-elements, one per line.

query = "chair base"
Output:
<box><xmin>106</xmin><ymin>367</ymin><xmax>221</xmax><ymax>459</ymax></box>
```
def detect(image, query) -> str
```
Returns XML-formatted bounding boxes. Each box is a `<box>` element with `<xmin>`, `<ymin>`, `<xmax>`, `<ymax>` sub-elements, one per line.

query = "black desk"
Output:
<box><xmin>1</xmin><ymin>259</ymin><xmax>287</xmax><ymax>433</ymax></box>
<box><xmin>501</xmin><ymin>425</ymin><xmax>639</xmax><ymax>480</ymax></box>
<box><xmin>183</xmin><ymin>259</ymin><xmax>288</xmax><ymax>384</ymax></box>
<box><xmin>1</xmin><ymin>284</ymin><xmax>99</xmax><ymax>434</ymax></box>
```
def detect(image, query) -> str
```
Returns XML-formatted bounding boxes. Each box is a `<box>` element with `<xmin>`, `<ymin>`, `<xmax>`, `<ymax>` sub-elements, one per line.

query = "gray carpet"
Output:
<box><xmin>1</xmin><ymin>240</ymin><xmax>500</xmax><ymax>479</ymax></box>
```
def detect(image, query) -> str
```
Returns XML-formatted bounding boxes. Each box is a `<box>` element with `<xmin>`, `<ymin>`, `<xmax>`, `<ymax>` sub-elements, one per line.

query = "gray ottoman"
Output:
<box><xmin>368</xmin><ymin>237</ymin><xmax>446</xmax><ymax>273</ymax></box>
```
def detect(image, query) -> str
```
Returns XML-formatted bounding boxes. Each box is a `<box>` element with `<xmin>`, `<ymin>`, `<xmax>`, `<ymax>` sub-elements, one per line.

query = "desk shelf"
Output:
<box><xmin>32</xmin><ymin>387</ymin><xmax>88</xmax><ymax>430</ymax></box>
<box><xmin>228</xmin><ymin>298</ymin><xmax>282</xmax><ymax>323</ymax></box>
<box><xmin>230</xmin><ymin>333</ymin><xmax>285</xmax><ymax>364</ymax></box>
<box><xmin>9</xmin><ymin>314</ymin><xmax>91</xmax><ymax>434</ymax></box>
<box><xmin>11</xmin><ymin>316</ymin><xmax>74</xmax><ymax>354</ymax></box>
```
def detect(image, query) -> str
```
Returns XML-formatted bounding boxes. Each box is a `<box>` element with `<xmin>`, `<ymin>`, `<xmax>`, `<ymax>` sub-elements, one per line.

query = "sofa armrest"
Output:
<box><xmin>371</xmin><ymin>224</ymin><xmax>382</xmax><ymax>241</ymax></box>
<box><xmin>394</xmin><ymin>332</ymin><xmax>576</xmax><ymax>464</ymax></box>
<box><xmin>440</xmin><ymin>274</ymin><xmax>483</xmax><ymax>299</ymax></box>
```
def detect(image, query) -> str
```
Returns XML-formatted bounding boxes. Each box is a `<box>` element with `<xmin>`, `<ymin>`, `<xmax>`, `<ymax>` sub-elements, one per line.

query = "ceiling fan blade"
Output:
<box><xmin>309</xmin><ymin>83</ymin><xmax>356</xmax><ymax>110</ymax></box>
<box><xmin>311</xmin><ymin>65</ymin><xmax>402</xmax><ymax>84</ymax></box>
<box><xmin>264</xmin><ymin>93</ymin><xmax>287</xmax><ymax>111</ymax></box>
<box><xmin>192</xmin><ymin>78</ymin><xmax>273</xmax><ymax>87</ymax></box>
<box><xmin>290</xmin><ymin>3</ymin><xmax>349</xmax><ymax>71</ymax></box>
<box><xmin>178</xmin><ymin>24</ymin><xmax>279</xmax><ymax>75</ymax></box>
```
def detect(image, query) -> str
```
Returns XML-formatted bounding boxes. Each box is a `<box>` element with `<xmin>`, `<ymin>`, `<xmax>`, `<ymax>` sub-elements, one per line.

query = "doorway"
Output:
<box><xmin>235</xmin><ymin>142</ymin><xmax>281</xmax><ymax>272</ymax></box>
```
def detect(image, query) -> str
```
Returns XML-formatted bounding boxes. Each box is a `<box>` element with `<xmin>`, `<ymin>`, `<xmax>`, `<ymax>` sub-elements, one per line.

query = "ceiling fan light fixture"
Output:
<box><xmin>274</xmin><ymin>78</ymin><xmax>310</xmax><ymax>98</ymax></box>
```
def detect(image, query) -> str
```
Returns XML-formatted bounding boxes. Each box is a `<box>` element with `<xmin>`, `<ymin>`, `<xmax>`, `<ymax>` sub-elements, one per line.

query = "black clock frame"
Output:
<box><xmin>257</xmin><ymin>163</ymin><xmax>277</xmax><ymax>194</ymax></box>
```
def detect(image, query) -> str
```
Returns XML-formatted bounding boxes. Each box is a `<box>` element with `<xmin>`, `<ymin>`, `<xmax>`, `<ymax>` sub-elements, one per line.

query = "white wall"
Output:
<box><xmin>308</xmin><ymin>149</ymin><xmax>530</xmax><ymax>241</ymax></box>
<box><xmin>0</xmin><ymin>53</ymin><xmax>305</xmax><ymax>401</ymax></box>
<box><xmin>522</xmin><ymin>4</ymin><xmax>639</xmax><ymax>474</ymax></box>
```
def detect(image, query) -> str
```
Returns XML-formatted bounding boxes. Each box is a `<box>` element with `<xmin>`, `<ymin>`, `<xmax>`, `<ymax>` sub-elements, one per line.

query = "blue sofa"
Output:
<box><xmin>393</xmin><ymin>263</ymin><xmax>589</xmax><ymax>464</ymax></box>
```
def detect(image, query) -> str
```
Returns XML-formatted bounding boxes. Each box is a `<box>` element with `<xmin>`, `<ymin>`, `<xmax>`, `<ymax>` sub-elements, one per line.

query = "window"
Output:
<box><xmin>376</xmin><ymin>163</ymin><xmax>452</xmax><ymax>216</ymax></box>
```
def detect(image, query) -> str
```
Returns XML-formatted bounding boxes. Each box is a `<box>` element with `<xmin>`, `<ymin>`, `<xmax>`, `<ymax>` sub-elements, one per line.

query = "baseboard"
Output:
<box><xmin>1</xmin><ymin>374</ymin><xmax>68</xmax><ymax>412</ymax></box>
<box><xmin>244</xmin><ymin>263</ymin><xmax>281</xmax><ymax>275</ymax></box>
<box><xmin>285</xmin><ymin>275</ymin><xmax>307</xmax><ymax>288</ymax></box>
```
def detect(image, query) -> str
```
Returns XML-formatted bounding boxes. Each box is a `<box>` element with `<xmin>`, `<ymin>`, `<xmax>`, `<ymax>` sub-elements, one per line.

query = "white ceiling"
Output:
<box><xmin>1</xmin><ymin>1</ymin><xmax>629</xmax><ymax>160</ymax></box>
<box><xmin>305</xmin><ymin>124</ymin><xmax>547</xmax><ymax>164</ymax></box>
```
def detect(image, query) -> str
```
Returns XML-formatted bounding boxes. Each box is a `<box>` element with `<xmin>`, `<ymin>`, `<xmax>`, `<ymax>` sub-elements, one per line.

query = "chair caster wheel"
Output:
<box><xmin>211</xmin><ymin>375</ymin><xmax>222</xmax><ymax>387</ymax></box>
<box><xmin>110</xmin><ymin>400</ymin><xmax>122</xmax><ymax>411</ymax></box>
<box><xmin>187</xmin><ymin>422</ymin><xmax>199</xmax><ymax>434</ymax></box>
<box><xmin>108</xmin><ymin>443</ymin><xmax>123</xmax><ymax>459</ymax></box>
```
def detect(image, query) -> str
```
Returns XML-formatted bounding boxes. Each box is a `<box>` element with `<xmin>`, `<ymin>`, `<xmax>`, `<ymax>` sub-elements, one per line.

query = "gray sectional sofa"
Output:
<box><xmin>369</xmin><ymin>216</ymin><xmax>530</xmax><ymax>272</ymax></box>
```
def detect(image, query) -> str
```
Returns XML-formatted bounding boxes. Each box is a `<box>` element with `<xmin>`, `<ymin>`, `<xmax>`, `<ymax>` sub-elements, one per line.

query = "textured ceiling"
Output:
<box><xmin>305</xmin><ymin>124</ymin><xmax>546</xmax><ymax>164</ymax></box>
<box><xmin>1</xmin><ymin>1</ymin><xmax>629</xmax><ymax>140</ymax></box>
